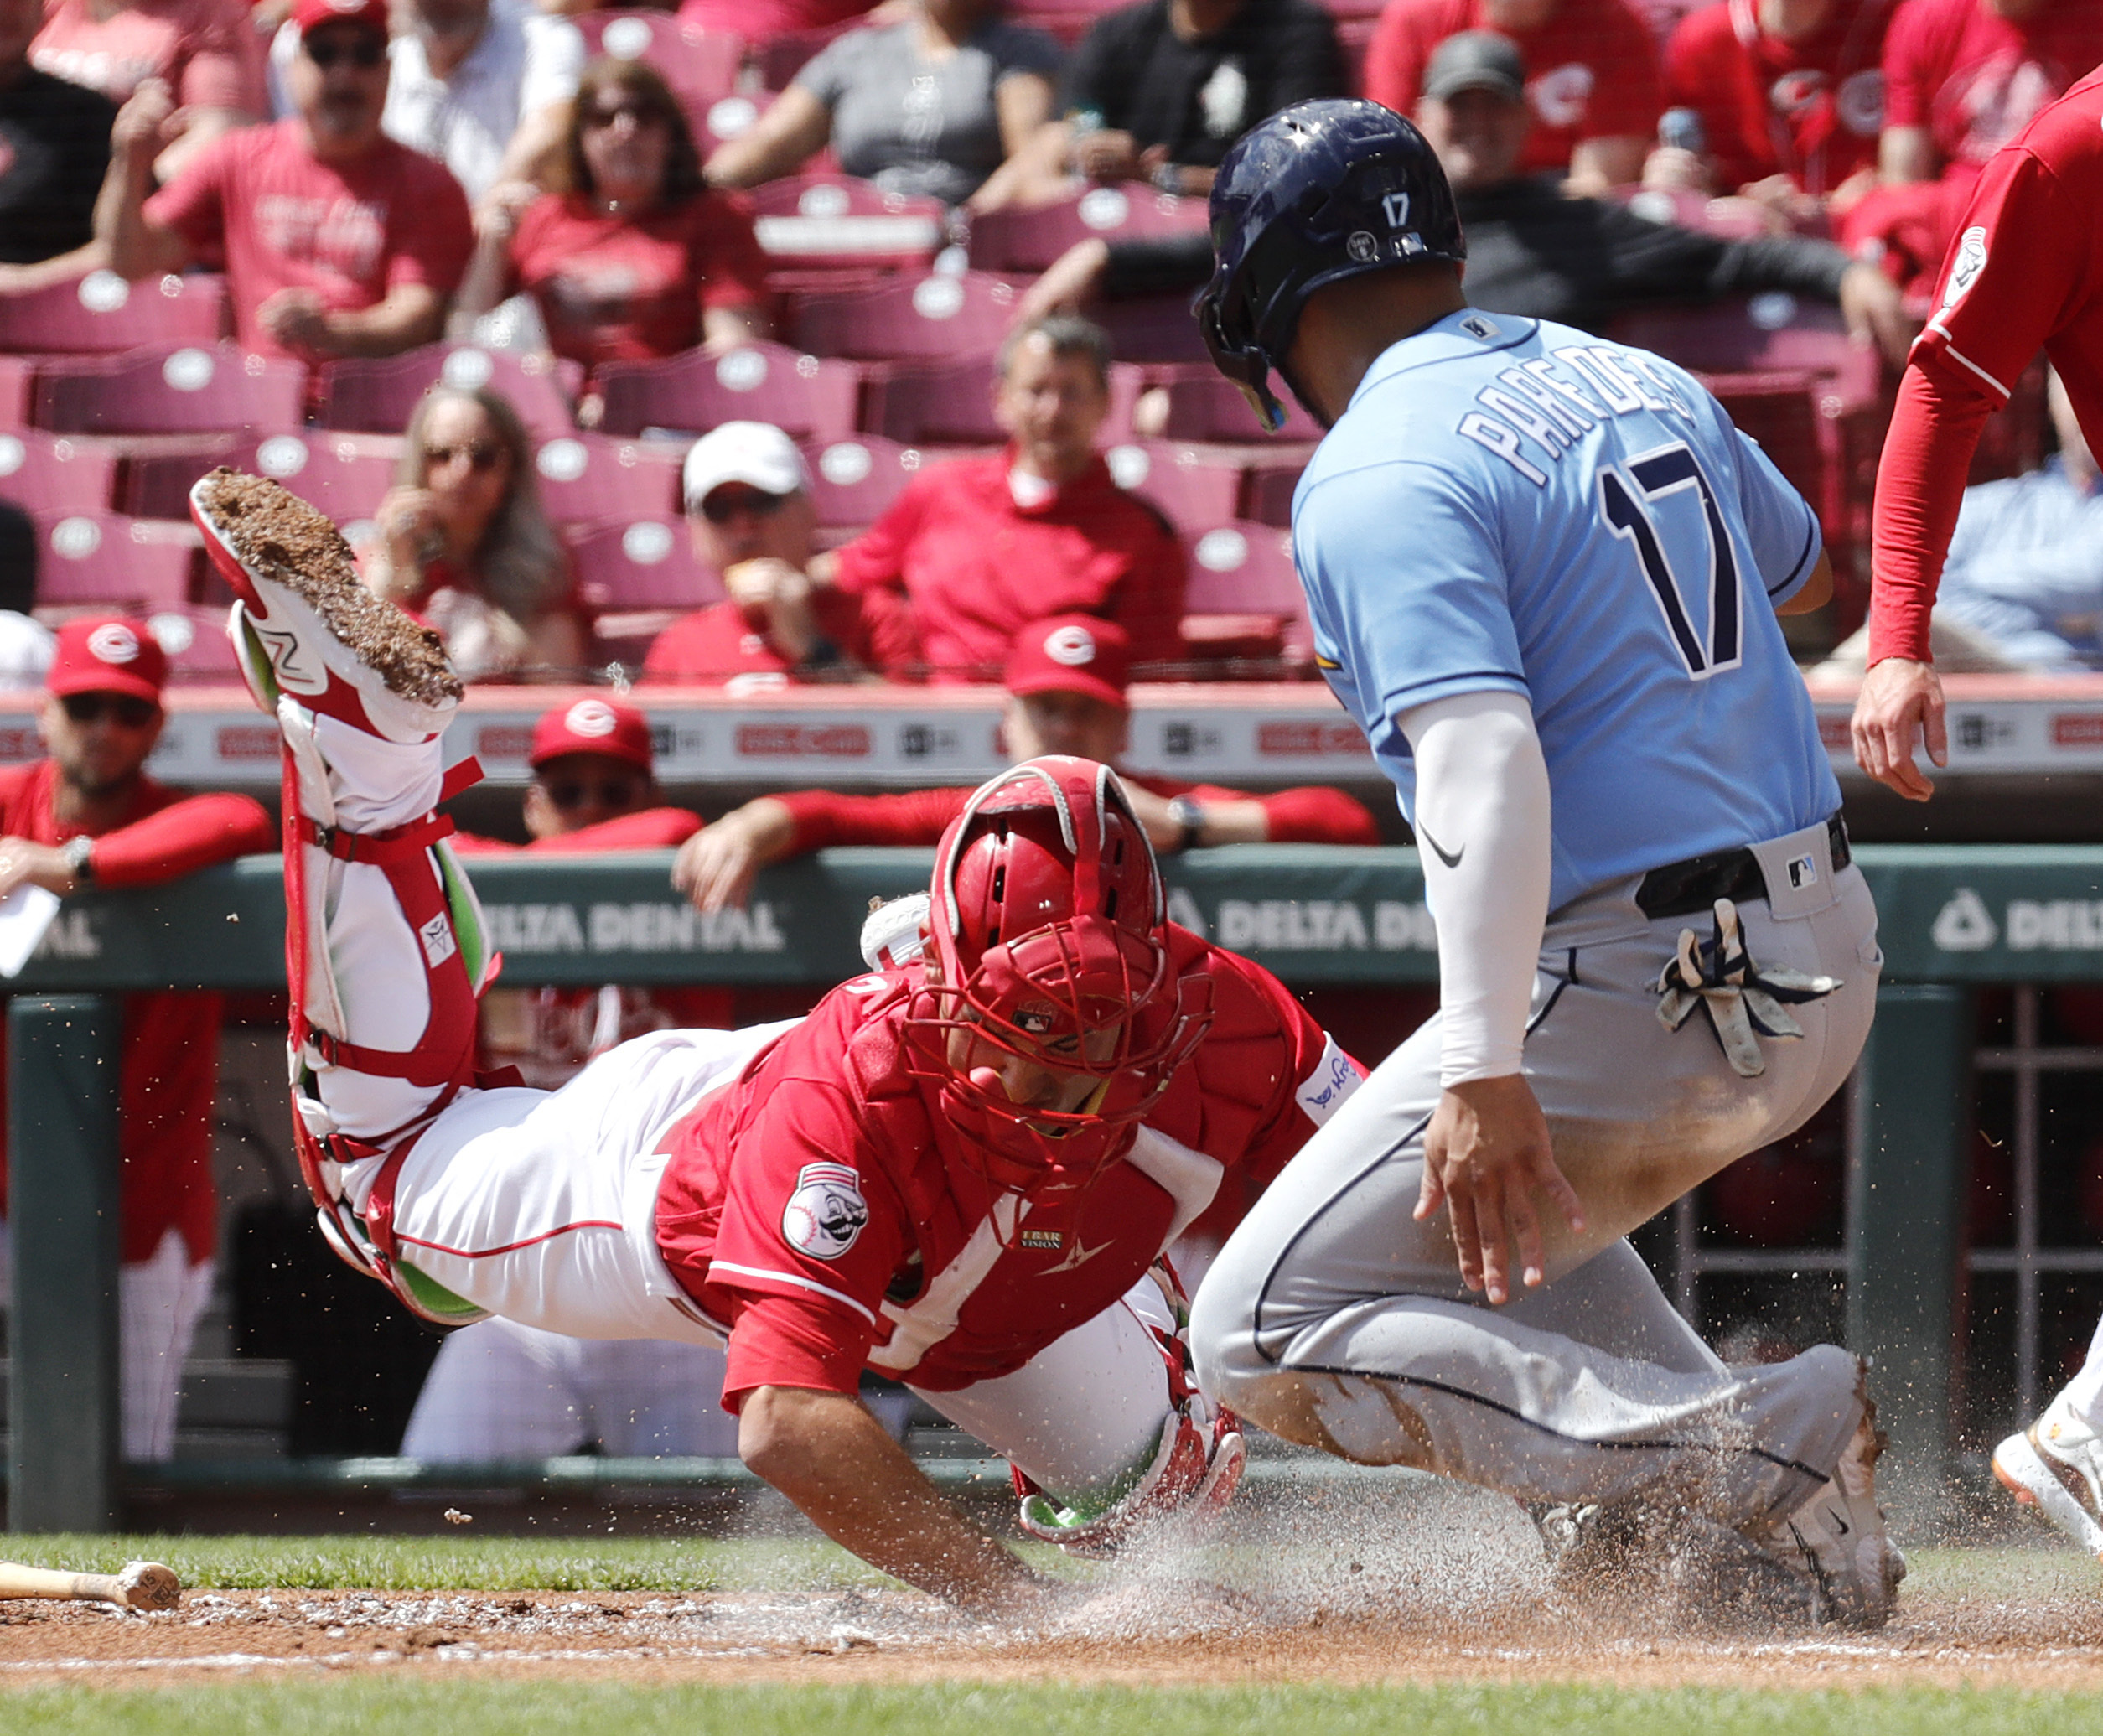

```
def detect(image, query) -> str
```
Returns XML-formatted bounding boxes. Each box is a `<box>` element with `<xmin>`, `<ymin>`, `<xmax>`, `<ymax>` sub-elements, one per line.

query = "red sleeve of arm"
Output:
<box><xmin>524</xmin><ymin>807</ymin><xmax>703</xmax><ymax>851</ymax></box>
<box><xmin>827</xmin><ymin>482</ymin><xmax>925</xmax><ymax>598</ymax></box>
<box><xmin>1879</xmin><ymin>0</ymin><xmax>1931</xmax><ymax>130</ymax></box>
<box><xmin>720</xmin><ymin>1291</ymin><xmax>875</xmax><ymax>1409</ymax></box>
<box><xmin>775</xmin><ymin>785</ymin><xmax>969</xmax><ymax>852</ymax></box>
<box><xmin>89</xmin><ymin>793</ymin><xmax>275</xmax><ymax>887</ymax></box>
<box><xmin>1108</xmin><ymin>518</ymin><xmax>1187</xmax><ymax>670</ymax></box>
<box><xmin>1253</xmin><ymin>785</ymin><xmax>1380</xmax><ymax>846</ymax></box>
<box><xmin>1867</xmin><ymin>359</ymin><xmax>2001</xmax><ymax>664</ymax></box>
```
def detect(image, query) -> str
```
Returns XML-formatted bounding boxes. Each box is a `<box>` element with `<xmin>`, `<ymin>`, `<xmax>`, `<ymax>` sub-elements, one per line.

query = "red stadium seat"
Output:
<box><xmin>863</xmin><ymin>354</ymin><xmax>1142</xmax><ymax>446</ymax></box>
<box><xmin>569</xmin><ymin>11</ymin><xmax>741</xmax><ymax>107</ymax></box>
<box><xmin>1148</xmin><ymin>365</ymin><xmax>1326</xmax><ymax>443</ymax></box>
<box><xmin>790</xmin><ymin>272</ymin><xmax>1018</xmax><ymax>361</ymax></box>
<box><xmin>746</xmin><ymin>175</ymin><xmax>947</xmax><ymax>272</ymax></box>
<box><xmin>313</xmin><ymin>345</ymin><xmax>578</xmax><ymax>440</ymax></box>
<box><xmin>1102</xmin><ymin>440</ymin><xmax>1242</xmax><ymax>534</ymax></box>
<box><xmin>596</xmin><ymin>340</ymin><xmax>861</xmax><ymax>442</ymax></box>
<box><xmin>32</xmin><ymin>513</ymin><xmax>194</xmax><ymax>611</ymax></box>
<box><xmin>0</xmin><ymin>431</ymin><xmax>118</xmax><ymax>515</ymax></box>
<box><xmin>122</xmin><ymin>430</ymin><xmax>401</xmax><ymax>525</ymax></box>
<box><xmin>565</xmin><ymin>515</ymin><xmax>725</xmax><ymax>613</ymax></box>
<box><xmin>531</xmin><ymin>432</ymin><xmax>683</xmax><ymax>525</ymax></box>
<box><xmin>1242</xmin><ymin>455</ymin><xmax>1310</xmax><ymax>527</ymax></box>
<box><xmin>1608</xmin><ymin>298</ymin><xmax>1881</xmax><ymax>406</ymax></box>
<box><xmin>0</xmin><ymin>271</ymin><xmax>227</xmax><ymax>355</ymax></box>
<box><xmin>1094</xmin><ymin>294</ymin><xmax>1212</xmax><ymax>365</ymax></box>
<box><xmin>0</xmin><ymin>357</ymin><xmax>31</xmax><ymax>428</ymax></box>
<box><xmin>966</xmin><ymin>184</ymin><xmax>1207</xmax><ymax>277</ymax></box>
<box><xmin>32</xmin><ymin>345</ymin><xmax>305</xmax><ymax>435</ymax></box>
<box><xmin>753</xmin><ymin>22</ymin><xmax>854</xmax><ymax>91</ymax></box>
<box><xmin>1179</xmin><ymin>521</ymin><xmax>1313</xmax><ymax>659</ymax></box>
<box><xmin>144</xmin><ymin>603</ymin><xmax>243</xmax><ymax>679</ymax></box>
<box><xmin>799</xmin><ymin>433</ymin><xmax>920</xmax><ymax>528</ymax></box>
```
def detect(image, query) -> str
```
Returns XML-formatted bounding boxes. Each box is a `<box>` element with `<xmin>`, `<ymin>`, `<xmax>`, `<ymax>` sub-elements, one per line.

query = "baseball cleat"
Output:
<box><xmin>1992</xmin><ymin>1389</ymin><xmax>2103</xmax><ymax>1557</ymax></box>
<box><xmin>1748</xmin><ymin>1376</ymin><xmax>1905</xmax><ymax>1630</ymax></box>
<box><xmin>191</xmin><ymin>468</ymin><xmax>460</xmax><ymax>742</ymax></box>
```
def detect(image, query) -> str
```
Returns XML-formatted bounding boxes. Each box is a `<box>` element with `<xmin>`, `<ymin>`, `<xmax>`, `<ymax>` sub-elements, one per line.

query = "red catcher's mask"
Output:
<box><xmin>908</xmin><ymin>756</ymin><xmax>1214</xmax><ymax>1194</ymax></box>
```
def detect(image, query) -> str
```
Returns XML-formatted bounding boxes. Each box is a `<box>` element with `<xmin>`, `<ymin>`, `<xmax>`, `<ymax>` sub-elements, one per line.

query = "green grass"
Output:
<box><xmin>8</xmin><ymin>1682</ymin><xmax>2103</xmax><ymax>1736</ymax></box>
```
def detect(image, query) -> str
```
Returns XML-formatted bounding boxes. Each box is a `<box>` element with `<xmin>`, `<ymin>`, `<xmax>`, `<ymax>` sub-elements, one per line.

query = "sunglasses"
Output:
<box><xmin>60</xmin><ymin>692</ymin><xmax>159</xmax><ymax>728</ymax></box>
<box><xmin>583</xmin><ymin>101</ymin><xmax>664</xmax><ymax>129</ymax></box>
<box><xmin>545</xmin><ymin>776</ymin><xmax>644</xmax><ymax>811</ymax></box>
<box><xmin>699</xmin><ymin>487</ymin><xmax>788</xmax><ymax>524</ymax></box>
<box><xmin>303</xmin><ymin>35</ymin><xmax>386</xmax><ymax>69</ymax></box>
<box><xmin>425</xmin><ymin>441</ymin><xmax>506</xmax><ymax>474</ymax></box>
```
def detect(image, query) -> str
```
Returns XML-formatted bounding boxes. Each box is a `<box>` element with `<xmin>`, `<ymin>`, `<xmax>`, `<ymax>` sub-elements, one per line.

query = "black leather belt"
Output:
<box><xmin>1635</xmin><ymin>816</ymin><xmax>1851</xmax><ymax>921</ymax></box>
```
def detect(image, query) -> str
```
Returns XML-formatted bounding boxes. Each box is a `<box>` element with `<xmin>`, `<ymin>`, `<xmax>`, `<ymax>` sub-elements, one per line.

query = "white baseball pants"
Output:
<box><xmin>1191</xmin><ymin>838</ymin><xmax>1881</xmax><ymax>1529</ymax></box>
<box><xmin>295</xmin><ymin>712</ymin><xmax>1173</xmax><ymax>1505</ymax></box>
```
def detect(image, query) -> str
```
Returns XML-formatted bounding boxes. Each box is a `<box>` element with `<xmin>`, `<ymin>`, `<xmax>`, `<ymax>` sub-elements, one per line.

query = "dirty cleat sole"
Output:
<box><xmin>190</xmin><ymin>468</ymin><xmax>459</xmax><ymax>740</ymax></box>
<box><xmin>1993</xmin><ymin>1428</ymin><xmax>2103</xmax><ymax>1557</ymax></box>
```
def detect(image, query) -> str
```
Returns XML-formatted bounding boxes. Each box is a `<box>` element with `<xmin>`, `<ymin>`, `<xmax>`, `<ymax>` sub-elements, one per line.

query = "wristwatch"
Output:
<box><xmin>62</xmin><ymin>834</ymin><xmax>94</xmax><ymax>885</ymax></box>
<box><xmin>1167</xmin><ymin>795</ymin><xmax>1204</xmax><ymax>853</ymax></box>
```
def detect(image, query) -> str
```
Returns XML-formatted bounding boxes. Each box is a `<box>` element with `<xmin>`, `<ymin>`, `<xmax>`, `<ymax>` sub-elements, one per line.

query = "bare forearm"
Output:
<box><xmin>319</xmin><ymin>288</ymin><xmax>448</xmax><ymax>356</ymax></box>
<box><xmin>95</xmin><ymin>159</ymin><xmax>186</xmax><ymax>280</ymax></box>
<box><xmin>0</xmin><ymin>240</ymin><xmax>110</xmax><ymax>295</ymax></box>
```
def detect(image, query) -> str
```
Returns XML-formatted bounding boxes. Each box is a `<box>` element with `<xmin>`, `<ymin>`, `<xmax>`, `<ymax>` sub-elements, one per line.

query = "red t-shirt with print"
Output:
<box><xmin>31</xmin><ymin>0</ymin><xmax>266</xmax><ymax>111</ymax></box>
<box><xmin>640</xmin><ymin>585</ymin><xmax>922</xmax><ymax>686</ymax></box>
<box><xmin>145</xmin><ymin>120</ymin><xmax>474</xmax><ymax>360</ymax></box>
<box><xmin>0</xmin><ymin>760</ymin><xmax>273</xmax><ymax>1263</ymax></box>
<box><xmin>506</xmin><ymin>191</ymin><xmax>771</xmax><ymax>371</ymax></box>
<box><xmin>1364</xmin><ymin>0</ymin><xmax>1665</xmax><ymax>175</ymax></box>
<box><xmin>653</xmin><ymin>931</ymin><xmax>1360</xmax><ymax>1407</ymax></box>
<box><xmin>1881</xmin><ymin>0</ymin><xmax>2103</xmax><ymax>176</ymax></box>
<box><xmin>1664</xmin><ymin>0</ymin><xmax>1894</xmax><ymax>195</ymax></box>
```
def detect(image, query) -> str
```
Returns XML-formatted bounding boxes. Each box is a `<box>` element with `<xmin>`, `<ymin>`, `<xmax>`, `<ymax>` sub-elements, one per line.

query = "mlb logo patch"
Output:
<box><xmin>1020</xmin><ymin>1229</ymin><xmax>1064</xmax><ymax>1251</ymax></box>
<box><xmin>1785</xmin><ymin>854</ymin><xmax>1818</xmax><ymax>890</ymax></box>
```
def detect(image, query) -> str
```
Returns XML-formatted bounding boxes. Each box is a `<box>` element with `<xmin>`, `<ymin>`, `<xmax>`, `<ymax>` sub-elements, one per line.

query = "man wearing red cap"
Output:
<box><xmin>95</xmin><ymin>0</ymin><xmax>475</xmax><ymax>364</ymax></box>
<box><xmin>676</xmin><ymin>614</ymin><xmax>1380</xmax><ymax>915</ymax></box>
<box><xmin>0</xmin><ymin>617</ymin><xmax>272</xmax><ymax>1460</ymax></box>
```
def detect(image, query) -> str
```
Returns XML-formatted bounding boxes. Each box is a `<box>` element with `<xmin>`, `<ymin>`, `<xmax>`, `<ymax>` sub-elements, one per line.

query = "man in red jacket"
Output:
<box><xmin>196</xmin><ymin>470</ymin><xmax>1363</xmax><ymax>1604</ymax></box>
<box><xmin>672</xmin><ymin>613</ymin><xmax>1381</xmax><ymax>915</ymax></box>
<box><xmin>0</xmin><ymin>616</ymin><xmax>273</xmax><ymax>1459</ymax></box>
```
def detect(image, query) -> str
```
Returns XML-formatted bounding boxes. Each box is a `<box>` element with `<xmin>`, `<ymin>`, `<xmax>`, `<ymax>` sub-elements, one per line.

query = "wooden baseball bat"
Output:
<box><xmin>0</xmin><ymin>1560</ymin><xmax>180</xmax><ymax>1611</ymax></box>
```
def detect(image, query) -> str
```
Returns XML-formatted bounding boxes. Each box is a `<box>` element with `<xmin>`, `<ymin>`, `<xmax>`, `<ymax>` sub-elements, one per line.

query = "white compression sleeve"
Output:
<box><xmin>1400</xmin><ymin>690</ymin><xmax>1552</xmax><ymax>1087</ymax></box>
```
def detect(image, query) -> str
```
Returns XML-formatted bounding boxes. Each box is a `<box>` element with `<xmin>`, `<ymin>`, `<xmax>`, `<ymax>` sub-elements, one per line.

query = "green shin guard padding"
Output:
<box><xmin>393</xmin><ymin>1257</ymin><xmax>486</xmax><ymax>1323</ymax></box>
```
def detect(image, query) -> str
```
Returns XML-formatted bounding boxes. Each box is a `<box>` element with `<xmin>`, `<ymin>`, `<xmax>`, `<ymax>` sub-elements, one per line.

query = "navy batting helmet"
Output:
<box><xmin>1198</xmin><ymin>99</ymin><xmax>1464</xmax><ymax>432</ymax></box>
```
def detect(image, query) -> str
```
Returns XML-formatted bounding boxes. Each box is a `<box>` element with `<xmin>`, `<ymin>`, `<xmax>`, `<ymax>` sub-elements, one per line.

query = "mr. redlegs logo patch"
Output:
<box><xmin>781</xmin><ymin>1162</ymin><xmax>868</xmax><ymax>1261</ymax></box>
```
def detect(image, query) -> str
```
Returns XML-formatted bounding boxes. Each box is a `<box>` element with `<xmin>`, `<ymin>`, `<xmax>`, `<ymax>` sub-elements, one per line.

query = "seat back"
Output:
<box><xmin>790</xmin><ymin>272</ymin><xmax>1018</xmax><ymax>360</ymax></box>
<box><xmin>33</xmin><ymin>345</ymin><xmax>306</xmax><ymax>435</ymax></box>
<box><xmin>1608</xmin><ymin>298</ymin><xmax>1882</xmax><ymax>407</ymax></box>
<box><xmin>314</xmin><ymin>345</ymin><xmax>577</xmax><ymax>439</ymax></box>
<box><xmin>747</xmin><ymin>174</ymin><xmax>946</xmax><ymax>272</ymax></box>
<box><xmin>123</xmin><ymin>431</ymin><xmax>401</xmax><ymax>526</ymax></box>
<box><xmin>531</xmin><ymin>433</ymin><xmax>683</xmax><ymax>526</ymax></box>
<box><xmin>144</xmin><ymin>603</ymin><xmax>244</xmax><ymax>679</ymax></box>
<box><xmin>865</xmin><ymin>355</ymin><xmax>1142</xmax><ymax>446</ymax></box>
<box><xmin>0</xmin><ymin>432</ymin><xmax>118</xmax><ymax>515</ymax></box>
<box><xmin>1102</xmin><ymin>440</ymin><xmax>1241</xmax><ymax>534</ymax></box>
<box><xmin>966</xmin><ymin>185</ymin><xmax>1206</xmax><ymax>277</ymax></box>
<box><xmin>33</xmin><ymin>513</ymin><xmax>194</xmax><ymax>610</ymax></box>
<box><xmin>1150</xmin><ymin>365</ymin><xmax>1326</xmax><ymax>443</ymax></box>
<box><xmin>0</xmin><ymin>357</ymin><xmax>30</xmax><ymax>428</ymax></box>
<box><xmin>0</xmin><ymin>272</ymin><xmax>227</xmax><ymax>355</ymax></box>
<box><xmin>569</xmin><ymin>11</ymin><xmax>742</xmax><ymax>106</ymax></box>
<box><xmin>800</xmin><ymin>433</ymin><xmax>920</xmax><ymax>528</ymax></box>
<box><xmin>1179</xmin><ymin>520</ymin><xmax>1313</xmax><ymax>657</ymax></box>
<box><xmin>566</xmin><ymin>516</ymin><xmax>724</xmax><ymax>613</ymax></box>
<box><xmin>596</xmin><ymin>340</ymin><xmax>861</xmax><ymax>442</ymax></box>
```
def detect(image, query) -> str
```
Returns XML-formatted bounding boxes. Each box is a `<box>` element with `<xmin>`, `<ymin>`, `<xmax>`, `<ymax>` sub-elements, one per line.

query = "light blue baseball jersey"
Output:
<box><xmin>1293</xmin><ymin>308</ymin><xmax>1840</xmax><ymax>915</ymax></box>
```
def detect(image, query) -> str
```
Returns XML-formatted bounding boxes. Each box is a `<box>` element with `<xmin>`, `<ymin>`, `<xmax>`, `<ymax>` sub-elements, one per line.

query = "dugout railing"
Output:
<box><xmin>0</xmin><ymin>844</ymin><xmax>2077</xmax><ymax>1532</ymax></box>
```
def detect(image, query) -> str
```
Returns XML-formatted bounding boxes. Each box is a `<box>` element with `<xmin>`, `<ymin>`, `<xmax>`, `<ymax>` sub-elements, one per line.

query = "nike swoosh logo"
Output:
<box><xmin>1417</xmin><ymin>821</ymin><xmax>1463</xmax><ymax>870</ymax></box>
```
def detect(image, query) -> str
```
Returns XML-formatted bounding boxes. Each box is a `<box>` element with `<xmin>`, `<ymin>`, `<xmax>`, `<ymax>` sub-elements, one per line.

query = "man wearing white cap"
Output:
<box><xmin>642</xmin><ymin>421</ymin><xmax>918</xmax><ymax>688</ymax></box>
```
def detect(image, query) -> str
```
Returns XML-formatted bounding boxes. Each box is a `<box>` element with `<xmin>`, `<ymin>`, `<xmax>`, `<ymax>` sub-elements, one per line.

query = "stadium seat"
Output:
<box><xmin>531</xmin><ymin>433</ymin><xmax>683</xmax><ymax>526</ymax></box>
<box><xmin>746</xmin><ymin>175</ymin><xmax>947</xmax><ymax>273</ymax></box>
<box><xmin>313</xmin><ymin>345</ymin><xmax>578</xmax><ymax>440</ymax></box>
<box><xmin>1094</xmin><ymin>294</ymin><xmax>1212</xmax><ymax>365</ymax></box>
<box><xmin>863</xmin><ymin>354</ymin><xmax>1142</xmax><ymax>446</ymax></box>
<box><xmin>32</xmin><ymin>345</ymin><xmax>305</xmax><ymax>435</ymax></box>
<box><xmin>799</xmin><ymin>433</ymin><xmax>920</xmax><ymax>529</ymax></box>
<box><xmin>0</xmin><ymin>271</ymin><xmax>226</xmax><ymax>355</ymax></box>
<box><xmin>1179</xmin><ymin>520</ymin><xmax>1313</xmax><ymax>659</ymax></box>
<box><xmin>1102</xmin><ymin>440</ymin><xmax>1242</xmax><ymax>534</ymax></box>
<box><xmin>32</xmin><ymin>512</ymin><xmax>194</xmax><ymax>611</ymax></box>
<box><xmin>790</xmin><ymin>272</ymin><xmax>1018</xmax><ymax>361</ymax></box>
<box><xmin>1608</xmin><ymin>298</ymin><xmax>1882</xmax><ymax>406</ymax></box>
<box><xmin>596</xmin><ymin>340</ymin><xmax>861</xmax><ymax>442</ymax></box>
<box><xmin>144</xmin><ymin>602</ymin><xmax>243</xmax><ymax>679</ymax></box>
<box><xmin>753</xmin><ymin>22</ymin><xmax>854</xmax><ymax>91</ymax></box>
<box><xmin>565</xmin><ymin>515</ymin><xmax>725</xmax><ymax>614</ymax></box>
<box><xmin>1241</xmin><ymin>455</ymin><xmax>1310</xmax><ymax>527</ymax></box>
<box><xmin>0</xmin><ymin>431</ymin><xmax>118</xmax><ymax>515</ymax></box>
<box><xmin>966</xmin><ymin>184</ymin><xmax>1206</xmax><ymax>277</ymax></box>
<box><xmin>122</xmin><ymin>430</ymin><xmax>400</xmax><ymax>526</ymax></box>
<box><xmin>1147</xmin><ymin>366</ymin><xmax>1327</xmax><ymax>443</ymax></box>
<box><xmin>0</xmin><ymin>356</ymin><xmax>30</xmax><ymax>428</ymax></box>
<box><xmin>568</xmin><ymin>11</ymin><xmax>741</xmax><ymax>108</ymax></box>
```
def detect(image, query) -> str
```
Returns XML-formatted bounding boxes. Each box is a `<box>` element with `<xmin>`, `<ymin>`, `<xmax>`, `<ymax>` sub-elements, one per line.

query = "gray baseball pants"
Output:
<box><xmin>1190</xmin><ymin>823</ymin><xmax>1880</xmax><ymax>1528</ymax></box>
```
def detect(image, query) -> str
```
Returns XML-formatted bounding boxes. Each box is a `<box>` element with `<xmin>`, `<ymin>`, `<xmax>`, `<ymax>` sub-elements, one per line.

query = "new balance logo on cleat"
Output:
<box><xmin>419</xmin><ymin>913</ymin><xmax>458</xmax><ymax>968</ymax></box>
<box><xmin>256</xmin><ymin>623</ymin><xmax>327</xmax><ymax>696</ymax></box>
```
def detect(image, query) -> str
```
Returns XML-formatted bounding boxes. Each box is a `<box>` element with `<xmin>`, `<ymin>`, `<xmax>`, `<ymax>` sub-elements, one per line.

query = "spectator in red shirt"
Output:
<box><xmin>364</xmin><ymin>385</ymin><xmax>588</xmax><ymax>679</ymax></box>
<box><xmin>458</xmin><ymin>57</ymin><xmax>771</xmax><ymax>372</ymax></box>
<box><xmin>95</xmin><ymin>0</ymin><xmax>474</xmax><ymax>364</ymax></box>
<box><xmin>821</xmin><ymin>314</ymin><xmax>1186</xmax><ymax>682</ymax></box>
<box><xmin>32</xmin><ymin>0</ymin><xmax>265</xmax><ymax>181</ymax></box>
<box><xmin>1655</xmin><ymin>0</ymin><xmax>1894</xmax><ymax>208</ymax></box>
<box><xmin>642</xmin><ymin>421</ymin><xmax>921</xmax><ymax>688</ymax></box>
<box><xmin>675</xmin><ymin>612</ymin><xmax>1379</xmax><ymax>914</ymax></box>
<box><xmin>0</xmin><ymin>617</ymin><xmax>272</xmax><ymax>1460</ymax></box>
<box><xmin>1365</xmin><ymin>0</ymin><xmax>1665</xmax><ymax>189</ymax></box>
